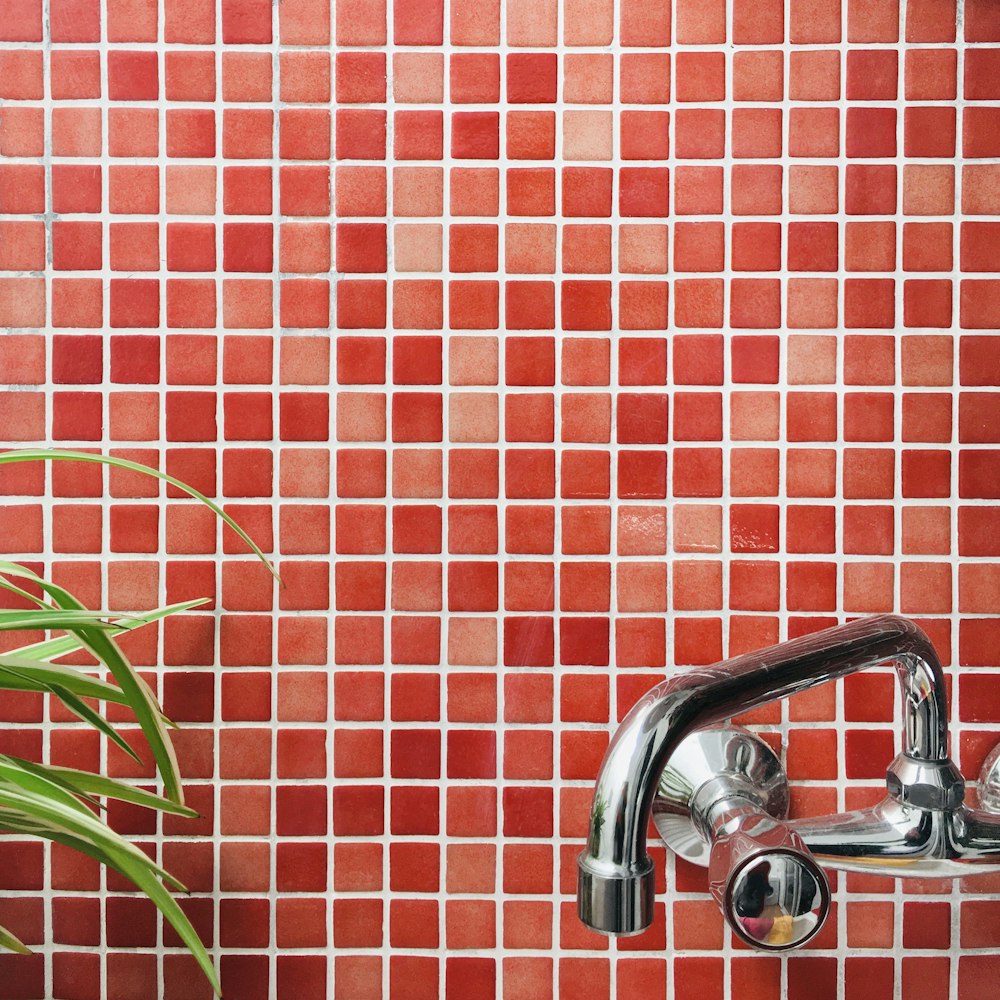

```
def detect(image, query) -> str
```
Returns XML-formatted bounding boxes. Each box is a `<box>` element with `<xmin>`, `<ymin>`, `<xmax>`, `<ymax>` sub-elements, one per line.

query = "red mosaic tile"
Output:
<box><xmin>2</xmin><ymin>3</ymin><xmax>997</xmax><ymax>995</ymax></box>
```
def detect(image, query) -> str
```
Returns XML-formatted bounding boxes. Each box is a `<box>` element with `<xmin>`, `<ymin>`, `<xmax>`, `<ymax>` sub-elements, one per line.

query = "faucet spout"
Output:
<box><xmin>577</xmin><ymin>615</ymin><xmax>950</xmax><ymax>935</ymax></box>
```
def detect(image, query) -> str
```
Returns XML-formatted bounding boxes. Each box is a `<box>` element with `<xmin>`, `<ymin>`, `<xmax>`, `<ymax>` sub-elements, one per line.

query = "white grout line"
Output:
<box><xmin>0</xmin><ymin>1</ymin><xmax>999</xmax><ymax>998</ymax></box>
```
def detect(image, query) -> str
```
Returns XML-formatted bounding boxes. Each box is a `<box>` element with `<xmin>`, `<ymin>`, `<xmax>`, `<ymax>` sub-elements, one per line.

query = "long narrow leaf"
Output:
<box><xmin>0</xmin><ymin>576</ymin><xmax>137</xmax><ymax>621</ymax></box>
<box><xmin>0</xmin><ymin>788</ymin><xmax>165</xmax><ymax>871</ymax></box>
<box><xmin>0</xmin><ymin>792</ymin><xmax>188</xmax><ymax>887</ymax></box>
<box><xmin>0</xmin><ymin>923</ymin><xmax>30</xmax><ymax>956</ymax></box>
<box><xmin>0</xmin><ymin>563</ymin><xmax>184</xmax><ymax>805</ymax></box>
<box><xmin>0</xmin><ymin>789</ymin><xmax>219</xmax><ymax>995</ymax></box>
<box><xmin>0</xmin><ymin>449</ymin><xmax>277</xmax><ymax>584</ymax></box>
<box><xmin>0</xmin><ymin>609</ymin><xmax>130</xmax><ymax>622</ymax></box>
<box><xmin>3</xmin><ymin>757</ymin><xmax>199</xmax><ymax>819</ymax></box>
<box><xmin>0</xmin><ymin>613</ymin><xmax>123</xmax><ymax>632</ymax></box>
<box><xmin>73</xmin><ymin>628</ymin><xmax>182</xmax><ymax>803</ymax></box>
<box><xmin>8</xmin><ymin>600</ymin><xmax>210</xmax><ymax>663</ymax></box>
<box><xmin>46</xmin><ymin>684</ymin><xmax>142</xmax><ymax>763</ymax></box>
<box><xmin>0</xmin><ymin>763</ymin><xmax>94</xmax><ymax>817</ymax></box>
<box><xmin>0</xmin><ymin>655</ymin><xmax>129</xmax><ymax>704</ymax></box>
<box><xmin>0</xmin><ymin>813</ymin><xmax>186</xmax><ymax>893</ymax></box>
<box><xmin>0</xmin><ymin>659</ymin><xmax>139</xmax><ymax>762</ymax></box>
<box><xmin>109</xmin><ymin>845</ymin><xmax>221</xmax><ymax>996</ymax></box>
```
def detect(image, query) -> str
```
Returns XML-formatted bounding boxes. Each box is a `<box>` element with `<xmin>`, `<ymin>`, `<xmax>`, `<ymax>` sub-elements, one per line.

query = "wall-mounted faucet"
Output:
<box><xmin>577</xmin><ymin>614</ymin><xmax>1000</xmax><ymax>950</ymax></box>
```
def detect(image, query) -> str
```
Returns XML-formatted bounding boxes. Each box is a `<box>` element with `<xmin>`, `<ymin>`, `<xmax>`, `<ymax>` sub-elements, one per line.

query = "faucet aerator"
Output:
<box><xmin>577</xmin><ymin>858</ymin><xmax>655</xmax><ymax>936</ymax></box>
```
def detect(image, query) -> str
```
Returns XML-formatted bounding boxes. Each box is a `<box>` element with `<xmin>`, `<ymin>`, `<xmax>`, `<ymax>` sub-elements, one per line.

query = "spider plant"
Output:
<box><xmin>0</xmin><ymin>449</ymin><xmax>278</xmax><ymax>996</ymax></box>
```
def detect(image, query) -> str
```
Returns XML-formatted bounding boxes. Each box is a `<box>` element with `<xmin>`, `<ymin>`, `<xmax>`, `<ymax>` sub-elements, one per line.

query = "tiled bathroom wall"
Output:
<box><xmin>1</xmin><ymin>0</ymin><xmax>999</xmax><ymax>997</ymax></box>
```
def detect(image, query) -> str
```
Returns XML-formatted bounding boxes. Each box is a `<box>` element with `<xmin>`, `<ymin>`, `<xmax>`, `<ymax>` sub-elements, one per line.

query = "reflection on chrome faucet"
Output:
<box><xmin>730</xmin><ymin>856</ymin><xmax>823</xmax><ymax>948</ymax></box>
<box><xmin>577</xmin><ymin>615</ymin><xmax>1000</xmax><ymax>950</ymax></box>
<box><xmin>706</xmin><ymin>796</ymin><xmax>829</xmax><ymax>951</ymax></box>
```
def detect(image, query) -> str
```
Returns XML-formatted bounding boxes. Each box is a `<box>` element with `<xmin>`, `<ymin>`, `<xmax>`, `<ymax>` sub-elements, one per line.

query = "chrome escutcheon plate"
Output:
<box><xmin>652</xmin><ymin>726</ymin><xmax>789</xmax><ymax>867</ymax></box>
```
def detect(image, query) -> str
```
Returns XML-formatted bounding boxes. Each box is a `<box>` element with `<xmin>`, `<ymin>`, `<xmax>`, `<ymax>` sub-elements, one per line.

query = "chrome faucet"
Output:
<box><xmin>578</xmin><ymin>614</ymin><xmax>1000</xmax><ymax>951</ymax></box>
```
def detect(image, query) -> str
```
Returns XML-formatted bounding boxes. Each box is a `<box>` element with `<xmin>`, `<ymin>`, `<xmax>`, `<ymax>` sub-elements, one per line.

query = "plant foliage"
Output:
<box><xmin>0</xmin><ymin>450</ymin><xmax>278</xmax><ymax>995</ymax></box>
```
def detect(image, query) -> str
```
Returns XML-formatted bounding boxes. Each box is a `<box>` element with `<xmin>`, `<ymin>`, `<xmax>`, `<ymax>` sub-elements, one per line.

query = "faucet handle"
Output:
<box><xmin>708</xmin><ymin>803</ymin><xmax>830</xmax><ymax>951</ymax></box>
<box><xmin>652</xmin><ymin>725</ymin><xmax>830</xmax><ymax>951</ymax></box>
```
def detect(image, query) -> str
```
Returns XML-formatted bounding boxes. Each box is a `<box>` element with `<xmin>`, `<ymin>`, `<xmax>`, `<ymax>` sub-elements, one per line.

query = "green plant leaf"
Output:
<box><xmin>0</xmin><ymin>762</ymin><xmax>93</xmax><ymax>818</ymax></box>
<box><xmin>0</xmin><ymin>656</ymin><xmax>139</xmax><ymax>761</ymax></box>
<box><xmin>98</xmin><ymin>841</ymin><xmax>220</xmax><ymax>994</ymax></box>
<box><xmin>0</xmin><ymin>787</ymin><xmax>220</xmax><ymax>995</ymax></box>
<box><xmin>0</xmin><ymin>449</ymin><xmax>281</xmax><ymax>995</ymax></box>
<box><xmin>0</xmin><ymin>563</ymin><xmax>184</xmax><ymax>806</ymax></box>
<box><xmin>0</xmin><ymin>922</ymin><xmax>31</xmax><ymax>956</ymax></box>
<box><xmin>0</xmin><ymin>611</ymin><xmax>124</xmax><ymax>631</ymax></box>
<box><xmin>2</xmin><ymin>757</ymin><xmax>199</xmax><ymax>819</ymax></box>
<box><xmin>47</xmin><ymin>684</ymin><xmax>142</xmax><ymax>764</ymax></box>
<box><xmin>8</xmin><ymin>599</ymin><xmax>209</xmax><ymax>663</ymax></box>
<box><xmin>0</xmin><ymin>658</ymin><xmax>140</xmax><ymax>762</ymax></box>
<box><xmin>0</xmin><ymin>449</ymin><xmax>277</xmax><ymax>584</ymax></box>
<box><xmin>0</xmin><ymin>655</ymin><xmax>129</xmax><ymax>704</ymax></box>
<box><xmin>0</xmin><ymin>817</ymin><xmax>185</xmax><ymax>894</ymax></box>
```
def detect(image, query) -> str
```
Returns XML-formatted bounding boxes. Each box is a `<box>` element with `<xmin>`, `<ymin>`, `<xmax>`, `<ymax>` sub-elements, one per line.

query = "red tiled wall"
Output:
<box><xmin>1</xmin><ymin>0</ymin><xmax>999</xmax><ymax>997</ymax></box>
